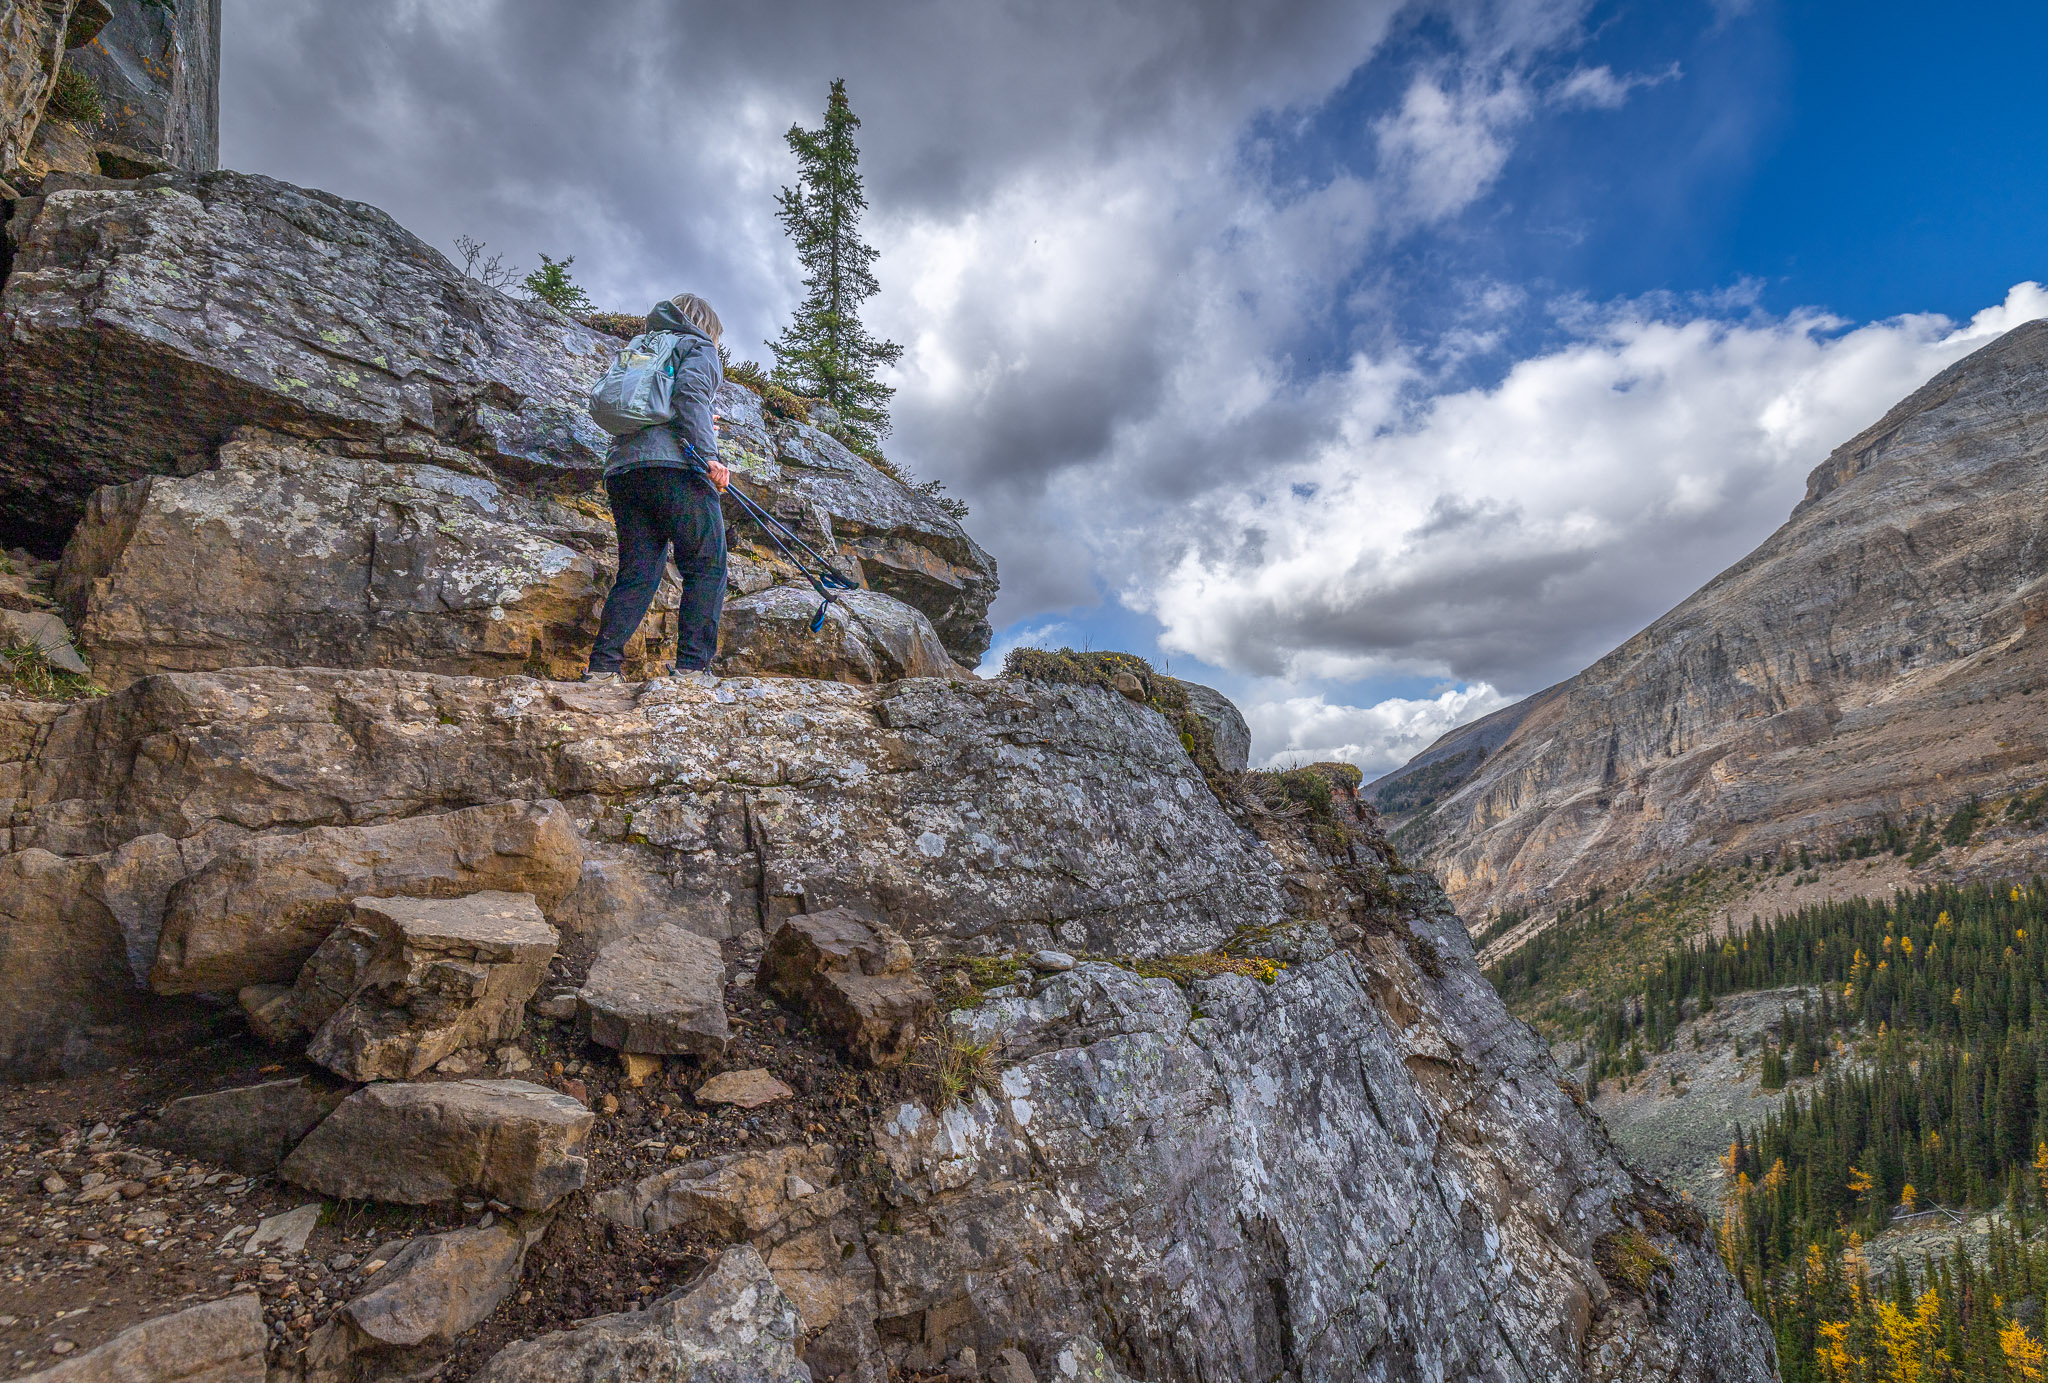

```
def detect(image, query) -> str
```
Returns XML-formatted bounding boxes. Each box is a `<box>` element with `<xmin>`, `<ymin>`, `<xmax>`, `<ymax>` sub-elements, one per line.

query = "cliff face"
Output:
<box><xmin>1370</xmin><ymin>320</ymin><xmax>2048</xmax><ymax>922</ymax></box>
<box><xmin>64</xmin><ymin>0</ymin><xmax>222</xmax><ymax>174</ymax></box>
<box><xmin>0</xmin><ymin>164</ymin><xmax>1771</xmax><ymax>1379</ymax></box>
<box><xmin>1</xmin><ymin>0</ymin><xmax>217</xmax><ymax>192</ymax></box>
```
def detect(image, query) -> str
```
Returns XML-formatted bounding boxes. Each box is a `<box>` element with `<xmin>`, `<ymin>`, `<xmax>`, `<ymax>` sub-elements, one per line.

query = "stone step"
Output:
<box><xmin>577</xmin><ymin>921</ymin><xmax>727</xmax><ymax>1058</ymax></box>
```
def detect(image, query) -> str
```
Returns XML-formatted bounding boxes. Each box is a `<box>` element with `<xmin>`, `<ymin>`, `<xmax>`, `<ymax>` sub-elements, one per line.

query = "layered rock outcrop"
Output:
<box><xmin>1372</xmin><ymin>319</ymin><xmax>2048</xmax><ymax>923</ymax></box>
<box><xmin>0</xmin><ymin>170</ymin><xmax>997</xmax><ymax>661</ymax></box>
<box><xmin>0</xmin><ymin>171</ymin><xmax>616</xmax><ymax>549</ymax></box>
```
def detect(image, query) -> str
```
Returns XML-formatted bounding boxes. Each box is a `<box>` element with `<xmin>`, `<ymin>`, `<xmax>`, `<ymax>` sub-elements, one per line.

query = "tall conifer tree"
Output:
<box><xmin>769</xmin><ymin>79</ymin><xmax>902</xmax><ymax>451</ymax></box>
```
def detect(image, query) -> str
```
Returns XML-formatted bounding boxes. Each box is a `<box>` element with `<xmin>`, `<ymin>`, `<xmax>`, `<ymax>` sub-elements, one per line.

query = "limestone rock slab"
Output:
<box><xmin>473</xmin><ymin>1244</ymin><xmax>806</xmax><ymax>1383</ymax></box>
<box><xmin>145</xmin><ymin>1075</ymin><xmax>351</xmax><ymax>1175</ymax></box>
<box><xmin>0</xmin><ymin>847</ymin><xmax>143</xmax><ymax>1079</ymax></box>
<box><xmin>304</xmin><ymin>1219</ymin><xmax>535</xmax><ymax>1383</ymax></box>
<box><xmin>150</xmin><ymin>800</ymin><xmax>581</xmax><ymax>995</ymax></box>
<box><xmin>7</xmin><ymin>1294</ymin><xmax>266</xmax><ymax>1383</ymax></box>
<box><xmin>59</xmin><ymin>0</ymin><xmax>221</xmax><ymax>175</ymax></box>
<box><xmin>718</xmin><ymin>584</ymin><xmax>960</xmax><ymax>685</ymax></box>
<box><xmin>17</xmin><ymin>672</ymin><xmax>1284</xmax><ymax>959</ymax></box>
<box><xmin>297</xmin><ymin>892</ymin><xmax>558</xmax><ymax>1082</ymax></box>
<box><xmin>0</xmin><ymin>171</ymin><xmax>614</xmax><ymax>549</ymax></box>
<box><xmin>279</xmin><ymin>1079</ymin><xmax>591</xmax><ymax>1210</ymax></box>
<box><xmin>578</xmin><ymin>922</ymin><xmax>728</xmax><ymax>1057</ymax></box>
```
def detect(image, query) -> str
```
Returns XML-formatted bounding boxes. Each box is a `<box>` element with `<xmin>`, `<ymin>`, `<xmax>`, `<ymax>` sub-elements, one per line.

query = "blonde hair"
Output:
<box><xmin>668</xmin><ymin>293</ymin><xmax>722</xmax><ymax>344</ymax></box>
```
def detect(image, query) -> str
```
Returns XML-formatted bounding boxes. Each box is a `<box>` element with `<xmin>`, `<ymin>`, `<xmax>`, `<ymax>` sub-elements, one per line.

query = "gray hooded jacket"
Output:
<box><xmin>602</xmin><ymin>301</ymin><xmax>725</xmax><ymax>478</ymax></box>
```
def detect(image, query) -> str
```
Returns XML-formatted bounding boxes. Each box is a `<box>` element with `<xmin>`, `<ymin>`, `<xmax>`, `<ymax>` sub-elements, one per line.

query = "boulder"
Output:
<box><xmin>718</xmin><ymin>584</ymin><xmax>960</xmax><ymax>684</ymax></box>
<box><xmin>758</xmin><ymin>910</ymin><xmax>934</xmax><ymax>1069</ymax></box>
<box><xmin>1167</xmin><ymin>677</ymin><xmax>1252</xmax><ymax>774</ymax></box>
<box><xmin>593</xmin><ymin>1143</ymin><xmax>841</xmax><ymax>1240</ymax></box>
<box><xmin>304</xmin><ymin>1221</ymin><xmax>533</xmax><ymax>1382</ymax></box>
<box><xmin>292</xmin><ymin>892</ymin><xmax>559</xmax><ymax>1082</ymax></box>
<box><xmin>279</xmin><ymin>1079</ymin><xmax>591</xmax><ymax>1210</ymax></box>
<box><xmin>54</xmin><ymin>431</ymin><xmax>678</xmax><ymax>688</ymax></box>
<box><xmin>150</xmin><ymin>800</ymin><xmax>582</xmax><ymax>995</ymax></box>
<box><xmin>7</xmin><ymin>1294</ymin><xmax>266</xmax><ymax>1383</ymax></box>
<box><xmin>0</xmin><ymin>171</ymin><xmax>615</xmax><ymax>551</ymax></box>
<box><xmin>473</xmin><ymin>1244</ymin><xmax>807</xmax><ymax>1383</ymax></box>
<box><xmin>0</xmin><ymin>607</ymin><xmax>87</xmax><ymax>675</ymax></box>
<box><xmin>577</xmin><ymin>922</ymin><xmax>728</xmax><ymax>1057</ymax></box>
<box><xmin>145</xmin><ymin>1075</ymin><xmax>351</xmax><ymax>1175</ymax></box>
<box><xmin>236</xmin><ymin>985</ymin><xmax>299</xmax><ymax>1046</ymax></box>
<box><xmin>243</xmin><ymin>1203</ymin><xmax>321</xmax><ymax>1257</ymax></box>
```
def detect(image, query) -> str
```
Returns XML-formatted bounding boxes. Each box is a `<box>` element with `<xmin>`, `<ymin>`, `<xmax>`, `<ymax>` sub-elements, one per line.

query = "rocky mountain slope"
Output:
<box><xmin>1369</xmin><ymin>319</ymin><xmax>2048</xmax><ymax>928</ymax></box>
<box><xmin>0</xmin><ymin>162</ymin><xmax>1775</xmax><ymax>1378</ymax></box>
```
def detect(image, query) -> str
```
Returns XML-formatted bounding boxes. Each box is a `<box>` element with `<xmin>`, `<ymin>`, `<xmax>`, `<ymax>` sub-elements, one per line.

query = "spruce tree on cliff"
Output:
<box><xmin>769</xmin><ymin>80</ymin><xmax>902</xmax><ymax>452</ymax></box>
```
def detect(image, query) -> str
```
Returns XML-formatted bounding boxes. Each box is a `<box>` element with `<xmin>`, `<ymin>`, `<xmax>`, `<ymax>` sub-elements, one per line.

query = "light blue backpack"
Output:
<box><xmin>587</xmin><ymin>330</ymin><xmax>698</xmax><ymax>436</ymax></box>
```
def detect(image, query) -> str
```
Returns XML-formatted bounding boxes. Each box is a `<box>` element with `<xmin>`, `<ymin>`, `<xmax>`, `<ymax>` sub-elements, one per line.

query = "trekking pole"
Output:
<box><xmin>690</xmin><ymin>447</ymin><xmax>857</xmax><ymax>632</ymax></box>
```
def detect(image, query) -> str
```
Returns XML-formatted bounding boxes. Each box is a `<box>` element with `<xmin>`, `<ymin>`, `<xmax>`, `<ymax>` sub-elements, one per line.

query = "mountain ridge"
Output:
<box><xmin>1369</xmin><ymin>317</ymin><xmax>2048</xmax><ymax>927</ymax></box>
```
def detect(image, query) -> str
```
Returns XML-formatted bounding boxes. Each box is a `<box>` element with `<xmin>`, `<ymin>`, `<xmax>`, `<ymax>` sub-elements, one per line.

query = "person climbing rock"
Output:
<box><xmin>583</xmin><ymin>292</ymin><xmax>732</xmax><ymax>684</ymax></box>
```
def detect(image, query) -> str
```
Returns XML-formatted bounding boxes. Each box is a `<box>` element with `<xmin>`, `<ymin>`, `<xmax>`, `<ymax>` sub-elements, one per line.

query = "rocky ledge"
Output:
<box><xmin>0</xmin><ymin>662</ymin><xmax>1776</xmax><ymax>1382</ymax></box>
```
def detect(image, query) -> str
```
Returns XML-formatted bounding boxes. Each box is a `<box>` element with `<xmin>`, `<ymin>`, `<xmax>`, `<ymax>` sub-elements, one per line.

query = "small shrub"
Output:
<box><xmin>720</xmin><ymin>347</ymin><xmax>770</xmax><ymax>392</ymax></box>
<box><xmin>1246</xmin><ymin>762</ymin><xmax>1366</xmax><ymax>854</ymax></box>
<box><xmin>522</xmin><ymin>253</ymin><xmax>593</xmax><ymax>315</ymax></box>
<box><xmin>1593</xmin><ymin>1228</ymin><xmax>1673</xmax><ymax>1298</ymax></box>
<box><xmin>46</xmin><ymin>66</ymin><xmax>103</xmax><ymax>125</ymax></box>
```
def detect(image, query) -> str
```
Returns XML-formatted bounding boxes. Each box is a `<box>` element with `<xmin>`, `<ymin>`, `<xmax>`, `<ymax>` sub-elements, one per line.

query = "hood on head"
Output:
<box><xmin>646</xmin><ymin>300</ymin><xmax>712</xmax><ymax>341</ymax></box>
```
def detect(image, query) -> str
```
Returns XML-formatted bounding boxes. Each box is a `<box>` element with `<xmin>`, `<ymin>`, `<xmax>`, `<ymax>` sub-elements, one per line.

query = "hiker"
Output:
<box><xmin>583</xmin><ymin>293</ymin><xmax>731</xmax><ymax>684</ymax></box>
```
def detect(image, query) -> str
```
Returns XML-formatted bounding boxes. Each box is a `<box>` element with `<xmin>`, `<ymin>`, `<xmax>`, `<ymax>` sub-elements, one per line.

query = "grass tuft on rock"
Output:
<box><xmin>1124</xmin><ymin>952</ymin><xmax>1285</xmax><ymax>986</ymax></box>
<box><xmin>930</xmin><ymin>953</ymin><xmax>1028</xmax><ymax>1012</ymax></box>
<box><xmin>931</xmin><ymin>1029</ymin><xmax>995</xmax><ymax>1108</ymax></box>
<box><xmin>1593</xmin><ymin>1227</ymin><xmax>1673</xmax><ymax>1298</ymax></box>
<box><xmin>577</xmin><ymin>311</ymin><xmax>644</xmax><ymax>341</ymax></box>
<box><xmin>0</xmin><ymin>641</ymin><xmax>101</xmax><ymax>700</ymax></box>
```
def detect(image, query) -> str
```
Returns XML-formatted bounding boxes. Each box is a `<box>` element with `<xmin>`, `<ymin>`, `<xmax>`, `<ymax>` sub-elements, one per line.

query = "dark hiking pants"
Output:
<box><xmin>588</xmin><ymin>466</ymin><xmax>727</xmax><ymax>674</ymax></box>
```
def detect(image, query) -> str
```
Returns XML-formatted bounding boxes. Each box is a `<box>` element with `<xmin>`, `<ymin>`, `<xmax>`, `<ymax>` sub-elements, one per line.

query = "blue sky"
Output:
<box><xmin>222</xmin><ymin>0</ymin><xmax>2047</xmax><ymax>774</ymax></box>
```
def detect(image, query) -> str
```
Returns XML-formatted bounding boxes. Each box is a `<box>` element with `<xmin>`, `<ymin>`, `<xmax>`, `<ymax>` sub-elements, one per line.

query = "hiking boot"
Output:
<box><xmin>672</xmin><ymin>666</ymin><xmax>719</xmax><ymax>683</ymax></box>
<box><xmin>580</xmin><ymin>670</ymin><xmax>623</xmax><ymax>686</ymax></box>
